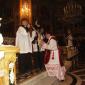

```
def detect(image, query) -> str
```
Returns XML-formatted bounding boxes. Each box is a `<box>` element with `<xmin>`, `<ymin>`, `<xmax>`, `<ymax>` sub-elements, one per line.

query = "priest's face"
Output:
<box><xmin>27</xmin><ymin>24</ymin><xmax>30</xmax><ymax>29</ymax></box>
<box><xmin>22</xmin><ymin>20</ymin><xmax>28</xmax><ymax>27</ymax></box>
<box><xmin>46</xmin><ymin>33</ymin><xmax>50</xmax><ymax>39</ymax></box>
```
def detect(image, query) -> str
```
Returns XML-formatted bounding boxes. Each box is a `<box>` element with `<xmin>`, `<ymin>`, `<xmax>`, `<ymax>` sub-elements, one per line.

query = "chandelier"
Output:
<box><xmin>64</xmin><ymin>0</ymin><xmax>82</xmax><ymax>18</ymax></box>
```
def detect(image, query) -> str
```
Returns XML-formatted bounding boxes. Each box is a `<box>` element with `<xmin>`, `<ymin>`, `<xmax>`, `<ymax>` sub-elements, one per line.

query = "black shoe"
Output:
<box><xmin>59</xmin><ymin>80</ymin><xmax>64</xmax><ymax>82</ymax></box>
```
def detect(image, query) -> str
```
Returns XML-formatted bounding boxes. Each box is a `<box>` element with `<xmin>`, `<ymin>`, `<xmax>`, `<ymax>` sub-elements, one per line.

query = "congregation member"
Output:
<box><xmin>15</xmin><ymin>18</ymin><xmax>32</xmax><ymax>77</ymax></box>
<box><xmin>41</xmin><ymin>30</ymin><xmax>66</xmax><ymax>81</ymax></box>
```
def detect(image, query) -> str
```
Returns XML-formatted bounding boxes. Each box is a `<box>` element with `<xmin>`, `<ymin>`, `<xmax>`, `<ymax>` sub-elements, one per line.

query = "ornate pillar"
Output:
<box><xmin>0</xmin><ymin>45</ymin><xmax>19</xmax><ymax>85</ymax></box>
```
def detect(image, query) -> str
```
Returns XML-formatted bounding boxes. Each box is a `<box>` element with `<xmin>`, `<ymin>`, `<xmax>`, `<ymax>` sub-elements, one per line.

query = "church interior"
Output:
<box><xmin>0</xmin><ymin>0</ymin><xmax>85</xmax><ymax>85</ymax></box>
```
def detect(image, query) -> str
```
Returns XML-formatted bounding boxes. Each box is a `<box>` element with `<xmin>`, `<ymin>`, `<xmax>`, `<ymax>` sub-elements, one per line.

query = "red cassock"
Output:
<box><xmin>42</xmin><ymin>36</ymin><xmax>66</xmax><ymax>80</ymax></box>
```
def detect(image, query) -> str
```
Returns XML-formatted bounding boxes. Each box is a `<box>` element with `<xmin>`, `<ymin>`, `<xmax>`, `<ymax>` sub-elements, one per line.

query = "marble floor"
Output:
<box><xmin>71</xmin><ymin>64</ymin><xmax>85</xmax><ymax>85</ymax></box>
<box><xmin>34</xmin><ymin>74</ymin><xmax>73</xmax><ymax>85</ymax></box>
<box><xmin>17</xmin><ymin>71</ymin><xmax>83</xmax><ymax>85</ymax></box>
<box><xmin>17</xmin><ymin>59</ymin><xmax>85</xmax><ymax>85</ymax></box>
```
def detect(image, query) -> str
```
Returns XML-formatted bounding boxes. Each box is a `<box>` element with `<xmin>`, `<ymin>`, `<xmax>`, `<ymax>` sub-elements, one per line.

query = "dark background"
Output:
<box><xmin>0</xmin><ymin>0</ymin><xmax>85</xmax><ymax>42</ymax></box>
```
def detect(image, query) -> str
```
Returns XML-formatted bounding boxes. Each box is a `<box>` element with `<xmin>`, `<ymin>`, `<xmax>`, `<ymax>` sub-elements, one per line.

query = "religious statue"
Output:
<box><xmin>67</xmin><ymin>29</ymin><xmax>73</xmax><ymax>46</ymax></box>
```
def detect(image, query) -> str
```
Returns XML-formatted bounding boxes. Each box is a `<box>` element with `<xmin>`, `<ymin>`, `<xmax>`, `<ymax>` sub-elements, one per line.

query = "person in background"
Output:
<box><xmin>41</xmin><ymin>30</ymin><xmax>66</xmax><ymax>81</ymax></box>
<box><xmin>28</xmin><ymin>25</ymin><xmax>39</xmax><ymax>71</ymax></box>
<box><xmin>34</xmin><ymin>20</ymin><xmax>46</xmax><ymax>71</ymax></box>
<box><xmin>38</xmin><ymin>28</ymin><xmax>46</xmax><ymax>70</ymax></box>
<box><xmin>16</xmin><ymin>18</ymin><xmax>32</xmax><ymax>77</ymax></box>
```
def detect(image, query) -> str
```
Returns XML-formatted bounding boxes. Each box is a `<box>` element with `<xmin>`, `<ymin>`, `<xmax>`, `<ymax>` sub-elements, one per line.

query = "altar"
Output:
<box><xmin>0</xmin><ymin>45</ymin><xmax>19</xmax><ymax>85</ymax></box>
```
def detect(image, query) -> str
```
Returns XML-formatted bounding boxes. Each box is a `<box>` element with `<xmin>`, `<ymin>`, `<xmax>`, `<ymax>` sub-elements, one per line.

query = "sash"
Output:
<box><xmin>44</xmin><ymin>49</ymin><xmax>50</xmax><ymax>64</ymax></box>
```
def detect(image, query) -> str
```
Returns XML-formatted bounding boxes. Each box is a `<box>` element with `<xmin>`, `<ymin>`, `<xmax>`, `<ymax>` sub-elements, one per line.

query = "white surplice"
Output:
<box><xmin>16</xmin><ymin>26</ymin><xmax>32</xmax><ymax>53</ymax></box>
